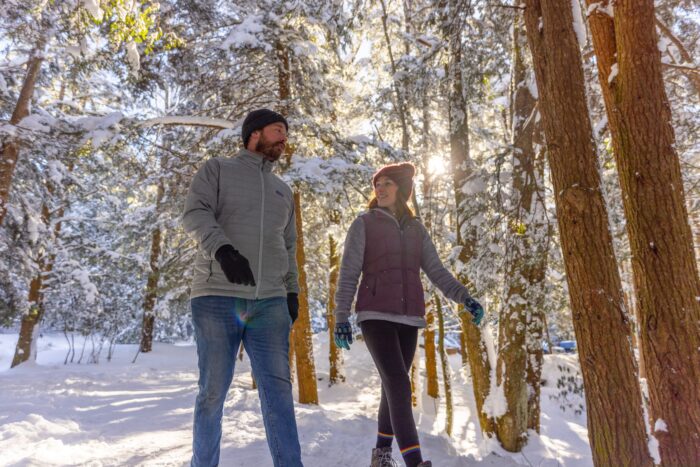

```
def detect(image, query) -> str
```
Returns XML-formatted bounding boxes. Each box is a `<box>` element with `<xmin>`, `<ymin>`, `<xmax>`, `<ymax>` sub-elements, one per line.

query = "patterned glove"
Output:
<box><xmin>334</xmin><ymin>322</ymin><xmax>353</xmax><ymax>350</ymax></box>
<box><xmin>464</xmin><ymin>296</ymin><xmax>484</xmax><ymax>326</ymax></box>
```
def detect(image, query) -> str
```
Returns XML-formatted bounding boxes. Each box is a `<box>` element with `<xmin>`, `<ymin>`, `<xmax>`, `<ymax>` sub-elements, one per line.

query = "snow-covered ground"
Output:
<box><xmin>0</xmin><ymin>331</ymin><xmax>592</xmax><ymax>466</ymax></box>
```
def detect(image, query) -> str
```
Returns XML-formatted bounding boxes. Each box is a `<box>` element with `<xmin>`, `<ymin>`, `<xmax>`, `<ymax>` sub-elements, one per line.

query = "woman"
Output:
<box><xmin>333</xmin><ymin>162</ymin><xmax>484</xmax><ymax>467</ymax></box>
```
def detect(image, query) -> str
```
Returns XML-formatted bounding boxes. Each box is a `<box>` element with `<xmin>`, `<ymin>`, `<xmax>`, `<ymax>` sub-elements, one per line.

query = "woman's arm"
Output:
<box><xmin>334</xmin><ymin>217</ymin><xmax>366</xmax><ymax>323</ymax></box>
<box><xmin>419</xmin><ymin>223</ymin><xmax>472</xmax><ymax>304</ymax></box>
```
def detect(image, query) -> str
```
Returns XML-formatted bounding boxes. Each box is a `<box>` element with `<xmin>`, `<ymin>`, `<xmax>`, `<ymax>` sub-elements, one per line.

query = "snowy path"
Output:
<box><xmin>0</xmin><ymin>332</ymin><xmax>592</xmax><ymax>466</ymax></box>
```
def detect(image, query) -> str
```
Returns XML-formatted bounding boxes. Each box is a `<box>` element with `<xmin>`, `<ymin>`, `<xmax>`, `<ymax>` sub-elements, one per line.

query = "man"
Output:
<box><xmin>183</xmin><ymin>109</ymin><xmax>302</xmax><ymax>467</ymax></box>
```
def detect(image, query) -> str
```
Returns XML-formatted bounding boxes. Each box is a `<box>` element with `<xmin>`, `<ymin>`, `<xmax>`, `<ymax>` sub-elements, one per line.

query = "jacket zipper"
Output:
<box><xmin>400</xmin><ymin>224</ymin><xmax>407</xmax><ymax>315</ymax></box>
<box><xmin>376</xmin><ymin>209</ymin><xmax>408</xmax><ymax>315</ymax></box>
<box><xmin>256</xmin><ymin>165</ymin><xmax>265</xmax><ymax>299</ymax></box>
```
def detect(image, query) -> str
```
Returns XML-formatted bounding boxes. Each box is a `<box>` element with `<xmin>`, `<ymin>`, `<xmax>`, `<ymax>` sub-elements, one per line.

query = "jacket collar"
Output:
<box><xmin>235</xmin><ymin>149</ymin><xmax>274</xmax><ymax>173</ymax></box>
<box><xmin>372</xmin><ymin>207</ymin><xmax>414</xmax><ymax>229</ymax></box>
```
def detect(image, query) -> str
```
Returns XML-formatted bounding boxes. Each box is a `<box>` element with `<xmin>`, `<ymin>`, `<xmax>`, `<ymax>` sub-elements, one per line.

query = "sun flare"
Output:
<box><xmin>428</xmin><ymin>155</ymin><xmax>447</xmax><ymax>175</ymax></box>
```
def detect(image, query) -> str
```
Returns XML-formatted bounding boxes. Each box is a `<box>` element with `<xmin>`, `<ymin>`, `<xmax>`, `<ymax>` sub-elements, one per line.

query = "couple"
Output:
<box><xmin>182</xmin><ymin>109</ymin><xmax>485</xmax><ymax>467</ymax></box>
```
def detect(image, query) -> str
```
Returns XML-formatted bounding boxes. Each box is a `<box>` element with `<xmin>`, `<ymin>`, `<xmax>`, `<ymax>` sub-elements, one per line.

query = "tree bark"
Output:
<box><xmin>410</xmin><ymin>356</ymin><xmax>419</xmax><ymax>407</ymax></box>
<box><xmin>435</xmin><ymin>295</ymin><xmax>453</xmax><ymax>436</ymax></box>
<box><xmin>274</xmin><ymin>43</ymin><xmax>317</xmax><ymax>403</ymax></box>
<box><xmin>327</xmin><ymin>233</ymin><xmax>344</xmax><ymax>385</ymax></box>
<box><xmin>11</xmin><ymin>158</ymin><xmax>71</xmax><ymax>368</ymax></box>
<box><xmin>140</xmin><ymin>179</ymin><xmax>165</xmax><ymax>353</ymax></box>
<box><xmin>11</xmin><ymin>265</ymin><xmax>44</xmax><ymax>367</ymax></box>
<box><xmin>0</xmin><ymin>52</ymin><xmax>43</xmax><ymax>226</ymax></box>
<box><xmin>496</xmin><ymin>13</ymin><xmax>542</xmax><ymax>449</ymax></box>
<box><xmin>587</xmin><ymin>1</ymin><xmax>700</xmax><ymax>462</ymax></box>
<box><xmin>292</xmin><ymin>192</ymin><xmax>318</xmax><ymax>404</ymax></box>
<box><xmin>523</xmin><ymin>1</ymin><xmax>653</xmax><ymax>465</ymax></box>
<box><xmin>445</xmin><ymin>20</ymin><xmax>496</xmax><ymax>436</ymax></box>
<box><xmin>424</xmin><ymin>308</ymin><xmax>439</xmax><ymax>399</ymax></box>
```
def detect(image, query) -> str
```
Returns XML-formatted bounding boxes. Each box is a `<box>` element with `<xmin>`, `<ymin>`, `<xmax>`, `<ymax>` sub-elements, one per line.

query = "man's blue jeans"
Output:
<box><xmin>190</xmin><ymin>296</ymin><xmax>302</xmax><ymax>467</ymax></box>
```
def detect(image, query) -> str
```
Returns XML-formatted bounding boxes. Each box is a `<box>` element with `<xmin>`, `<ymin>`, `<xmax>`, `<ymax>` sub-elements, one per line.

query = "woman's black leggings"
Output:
<box><xmin>360</xmin><ymin>319</ymin><xmax>421</xmax><ymax>462</ymax></box>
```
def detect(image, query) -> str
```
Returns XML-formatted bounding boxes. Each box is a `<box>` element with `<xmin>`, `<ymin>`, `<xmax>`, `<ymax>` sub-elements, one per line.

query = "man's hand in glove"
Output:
<box><xmin>215</xmin><ymin>245</ymin><xmax>256</xmax><ymax>286</ymax></box>
<box><xmin>287</xmin><ymin>293</ymin><xmax>299</xmax><ymax>323</ymax></box>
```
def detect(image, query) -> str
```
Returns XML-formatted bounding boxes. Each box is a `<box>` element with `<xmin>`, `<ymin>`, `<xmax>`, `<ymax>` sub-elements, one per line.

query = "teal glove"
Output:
<box><xmin>464</xmin><ymin>296</ymin><xmax>484</xmax><ymax>326</ymax></box>
<box><xmin>334</xmin><ymin>322</ymin><xmax>353</xmax><ymax>350</ymax></box>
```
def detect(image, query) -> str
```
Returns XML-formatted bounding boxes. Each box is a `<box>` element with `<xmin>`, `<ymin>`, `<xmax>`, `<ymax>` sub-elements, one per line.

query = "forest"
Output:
<box><xmin>1</xmin><ymin>0</ymin><xmax>699</xmax><ymax>465</ymax></box>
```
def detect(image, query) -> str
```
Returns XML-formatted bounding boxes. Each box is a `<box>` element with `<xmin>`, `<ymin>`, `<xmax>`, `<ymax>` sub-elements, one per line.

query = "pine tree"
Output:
<box><xmin>587</xmin><ymin>1</ymin><xmax>700</xmax><ymax>461</ymax></box>
<box><xmin>522</xmin><ymin>1</ymin><xmax>653</xmax><ymax>464</ymax></box>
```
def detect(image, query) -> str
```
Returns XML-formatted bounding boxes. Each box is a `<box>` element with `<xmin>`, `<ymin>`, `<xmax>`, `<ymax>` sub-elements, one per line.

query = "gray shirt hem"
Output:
<box><xmin>357</xmin><ymin>311</ymin><xmax>426</xmax><ymax>328</ymax></box>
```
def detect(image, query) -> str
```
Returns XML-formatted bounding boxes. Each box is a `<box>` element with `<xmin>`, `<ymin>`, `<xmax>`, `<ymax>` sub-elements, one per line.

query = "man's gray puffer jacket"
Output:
<box><xmin>183</xmin><ymin>149</ymin><xmax>299</xmax><ymax>299</ymax></box>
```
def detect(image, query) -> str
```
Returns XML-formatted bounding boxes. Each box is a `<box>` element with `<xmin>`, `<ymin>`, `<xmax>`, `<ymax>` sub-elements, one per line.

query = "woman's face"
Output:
<box><xmin>374</xmin><ymin>176</ymin><xmax>398</xmax><ymax>209</ymax></box>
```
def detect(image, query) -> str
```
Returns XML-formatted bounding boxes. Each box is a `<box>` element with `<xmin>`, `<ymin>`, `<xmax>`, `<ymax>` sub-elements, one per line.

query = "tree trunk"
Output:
<box><xmin>523</xmin><ymin>1</ymin><xmax>653</xmax><ymax>465</ymax></box>
<box><xmin>379</xmin><ymin>0</ymin><xmax>411</xmax><ymax>153</ymax></box>
<box><xmin>410</xmin><ymin>357</ymin><xmax>419</xmax><ymax>408</ymax></box>
<box><xmin>292</xmin><ymin>192</ymin><xmax>318</xmax><ymax>404</ymax></box>
<box><xmin>327</xmin><ymin>233</ymin><xmax>344</xmax><ymax>385</ymax></box>
<box><xmin>587</xmin><ymin>1</ymin><xmax>700</xmax><ymax>462</ymax></box>
<box><xmin>274</xmin><ymin>44</ymin><xmax>317</xmax><ymax>403</ymax></box>
<box><xmin>445</xmin><ymin>33</ymin><xmax>496</xmax><ymax>437</ymax></box>
<box><xmin>0</xmin><ymin>53</ymin><xmax>43</xmax><ymax>226</ymax></box>
<box><xmin>424</xmin><ymin>308</ymin><xmax>439</xmax><ymax>399</ymax></box>
<box><xmin>435</xmin><ymin>295</ymin><xmax>453</xmax><ymax>436</ymax></box>
<box><xmin>140</xmin><ymin>179</ymin><xmax>165</xmax><ymax>353</ymax></box>
<box><xmin>495</xmin><ymin>13</ymin><xmax>541</xmax><ymax>450</ymax></box>
<box><xmin>11</xmin><ymin>158</ymin><xmax>71</xmax><ymax>368</ymax></box>
<box><xmin>526</xmin><ymin>144</ymin><xmax>549</xmax><ymax>434</ymax></box>
<box><xmin>11</xmin><ymin>265</ymin><xmax>44</xmax><ymax>367</ymax></box>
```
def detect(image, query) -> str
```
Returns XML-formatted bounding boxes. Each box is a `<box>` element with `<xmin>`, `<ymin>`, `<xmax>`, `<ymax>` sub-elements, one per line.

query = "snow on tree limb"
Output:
<box><xmin>139</xmin><ymin>116</ymin><xmax>237</xmax><ymax>129</ymax></box>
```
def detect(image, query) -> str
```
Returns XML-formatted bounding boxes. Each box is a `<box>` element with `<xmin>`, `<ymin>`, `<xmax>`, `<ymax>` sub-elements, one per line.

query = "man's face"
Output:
<box><xmin>253</xmin><ymin>122</ymin><xmax>287</xmax><ymax>161</ymax></box>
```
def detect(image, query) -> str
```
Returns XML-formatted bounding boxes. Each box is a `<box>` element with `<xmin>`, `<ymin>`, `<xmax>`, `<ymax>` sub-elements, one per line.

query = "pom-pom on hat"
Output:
<box><xmin>372</xmin><ymin>162</ymin><xmax>416</xmax><ymax>199</ymax></box>
<box><xmin>241</xmin><ymin>109</ymin><xmax>288</xmax><ymax>147</ymax></box>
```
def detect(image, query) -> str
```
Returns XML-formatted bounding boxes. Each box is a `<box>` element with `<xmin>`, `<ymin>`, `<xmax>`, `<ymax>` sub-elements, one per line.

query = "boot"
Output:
<box><xmin>370</xmin><ymin>447</ymin><xmax>398</xmax><ymax>467</ymax></box>
<box><xmin>417</xmin><ymin>462</ymin><xmax>432</xmax><ymax>467</ymax></box>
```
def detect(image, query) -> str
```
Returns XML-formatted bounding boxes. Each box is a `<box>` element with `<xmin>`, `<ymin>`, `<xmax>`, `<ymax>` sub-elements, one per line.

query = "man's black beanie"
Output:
<box><xmin>241</xmin><ymin>109</ymin><xmax>288</xmax><ymax>147</ymax></box>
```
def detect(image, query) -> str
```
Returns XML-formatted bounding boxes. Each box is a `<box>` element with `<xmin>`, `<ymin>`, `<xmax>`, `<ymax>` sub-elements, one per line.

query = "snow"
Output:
<box><xmin>657</xmin><ymin>36</ymin><xmax>671</xmax><ymax>54</ymax></box>
<box><xmin>0</xmin><ymin>332</ymin><xmax>594</xmax><ymax>466</ymax></box>
<box><xmin>654</xmin><ymin>419</ymin><xmax>667</xmax><ymax>432</ymax></box>
<box><xmin>647</xmin><ymin>433</ymin><xmax>661</xmax><ymax>465</ymax></box>
<box><xmin>571</xmin><ymin>0</ymin><xmax>587</xmax><ymax>50</ymax></box>
<box><xmin>126</xmin><ymin>41</ymin><xmax>140</xmax><ymax>75</ymax></box>
<box><xmin>462</xmin><ymin>176</ymin><xmax>487</xmax><ymax>195</ymax></box>
<box><xmin>17</xmin><ymin>114</ymin><xmax>53</xmax><ymax>133</ymax></box>
<box><xmin>71</xmin><ymin>269</ymin><xmax>98</xmax><ymax>305</ymax></box>
<box><xmin>585</xmin><ymin>2</ymin><xmax>613</xmax><ymax>18</ymax></box>
<box><xmin>220</xmin><ymin>15</ymin><xmax>272</xmax><ymax>52</ymax></box>
<box><xmin>526</xmin><ymin>74</ymin><xmax>538</xmax><ymax>100</ymax></box>
<box><xmin>82</xmin><ymin>0</ymin><xmax>104</xmax><ymax>21</ymax></box>
<box><xmin>78</xmin><ymin>112</ymin><xmax>124</xmax><ymax>131</ymax></box>
<box><xmin>594</xmin><ymin>115</ymin><xmax>608</xmax><ymax>136</ymax></box>
<box><xmin>492</xmin><ymin>96</ymin><xmax>509</xmax><ymax>107</ymax></box>
<box><xmin>140</xmin><ymin>116</ymin><xmax>235</xmax><ymax>129</ymax></box>
<box><xmin>639</xmin><ymin>378</ymin><xmax>660</xmax><ymax>464</ymax></box>
<box><xmin>607</xmin><ymin>63</ymin><xmax>619</xmax><ymax>84</ymax></box>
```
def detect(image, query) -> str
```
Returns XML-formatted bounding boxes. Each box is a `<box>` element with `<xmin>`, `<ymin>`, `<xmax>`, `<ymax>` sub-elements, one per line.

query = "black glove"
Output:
<box><xmin>287</xmin><ymin>293</ymin><xmax>299</xmax><ymax>323</ymax></box>
<box><xmin>215</xmin><ymin>245</ymin><xmax>256</xmax><ymax>286</ymax></box>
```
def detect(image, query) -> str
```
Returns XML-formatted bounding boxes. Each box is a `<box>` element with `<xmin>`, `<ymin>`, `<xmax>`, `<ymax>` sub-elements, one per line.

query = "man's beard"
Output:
<box><xmin>255</xmin><ymin>134</ymin><xmax>285</xmax><ymax>161</ymax></box>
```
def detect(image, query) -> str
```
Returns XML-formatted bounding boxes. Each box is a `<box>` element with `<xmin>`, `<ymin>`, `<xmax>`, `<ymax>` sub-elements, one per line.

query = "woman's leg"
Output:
<box><xmin>361</xmin><ymin>320</ymin><xmax>422</xmax><ymax>467</ymax></box>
